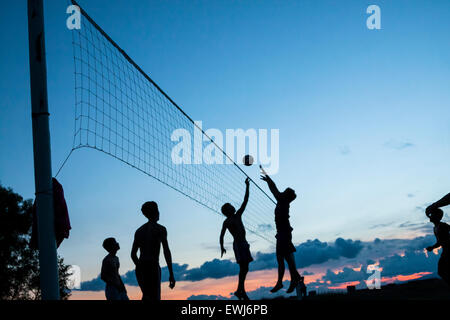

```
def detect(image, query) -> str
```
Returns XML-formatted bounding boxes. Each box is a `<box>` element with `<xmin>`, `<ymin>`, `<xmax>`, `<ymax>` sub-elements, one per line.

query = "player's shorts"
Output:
<box><xmin>233</xmin><ymin>240</ymin><xmax>253</xmax><ymax>264</ymax></box>
<box><xmin>275</xmin><ymin>232</ymin><xmax>296</xmax><ymax>256</ymax></box>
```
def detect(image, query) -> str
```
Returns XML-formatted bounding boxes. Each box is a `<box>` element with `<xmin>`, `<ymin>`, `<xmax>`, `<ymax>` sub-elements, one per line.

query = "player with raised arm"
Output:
<box><xmin>220</xmin><ymin>178</ymin><xmax>253</xmax><ymax>300</ymax></box>
<box><xmin>260</xmin><ymin>165</ymin><xmax>302</xmax><ymax>294</ymax></box>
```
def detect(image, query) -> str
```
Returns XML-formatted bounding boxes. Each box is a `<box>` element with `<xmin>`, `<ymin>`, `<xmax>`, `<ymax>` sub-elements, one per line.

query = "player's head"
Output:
<box><xmin>141</xmin><ymin>201</ymin><xmax>159</xmax><ymax>222</ymax></box>
<box><xmin>282</xmin><ymin>187</ymin><xmax>297</xmax><ymax>203</ymax></box>
<box><xmin>428</xmin><ymin>208</ymin><xmax>443</xmax><ymax>224</ymax></box>
<box><xmin>221</xmin><ymin>203</ymin><xmax>236</xmax><ymax>218</ymax></box>
<box><xmin>102</xmin><ymin>237</ymin><xmax>120</xmax><ymax>253</ymax></box>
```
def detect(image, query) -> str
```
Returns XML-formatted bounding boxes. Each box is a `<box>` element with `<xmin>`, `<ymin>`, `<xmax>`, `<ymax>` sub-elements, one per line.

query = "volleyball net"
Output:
<box><xmin>70</xmin><ymin>0</ymin><xmax>276</xmax><ymax>242</ymax></box>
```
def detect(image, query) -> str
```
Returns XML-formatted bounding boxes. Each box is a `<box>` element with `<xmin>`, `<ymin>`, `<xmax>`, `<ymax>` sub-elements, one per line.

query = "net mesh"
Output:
<box><xmin>70</xmin><ymin>1</ymin><xmax>276</xmax><ymax>242</ymax></box>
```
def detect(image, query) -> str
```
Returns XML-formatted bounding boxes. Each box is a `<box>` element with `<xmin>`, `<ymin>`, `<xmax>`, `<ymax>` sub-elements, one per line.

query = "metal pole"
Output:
<box><xmin>27</xmin><ymin>0</ymin><xmax>60</xmax><ymax>300</ymax></box>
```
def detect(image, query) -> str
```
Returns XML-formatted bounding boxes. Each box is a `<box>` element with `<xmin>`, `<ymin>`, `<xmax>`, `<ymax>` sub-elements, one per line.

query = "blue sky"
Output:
<box><xmin>1</xmin><ymin>0</ymin><xmax>449</xmax><ymax>294</ymax></box>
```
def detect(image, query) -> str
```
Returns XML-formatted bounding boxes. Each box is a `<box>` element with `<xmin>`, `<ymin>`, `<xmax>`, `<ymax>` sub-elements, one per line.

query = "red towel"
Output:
<box><xmin>31</xmin><ymin>178</ymin><xmax>71</xmax><ymax>249</ymax></box>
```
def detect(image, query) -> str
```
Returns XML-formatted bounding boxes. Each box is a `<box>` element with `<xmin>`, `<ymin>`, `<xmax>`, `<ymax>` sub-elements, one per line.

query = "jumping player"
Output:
<box><xmin>260</xmin><ymin>165</ymin><xmax>302</xmax><ymax>293</ymax></box>
<box><xmin>220</xmin><ymin>177</ymin><xmax>253</xmax><ymax>300</ymax></box>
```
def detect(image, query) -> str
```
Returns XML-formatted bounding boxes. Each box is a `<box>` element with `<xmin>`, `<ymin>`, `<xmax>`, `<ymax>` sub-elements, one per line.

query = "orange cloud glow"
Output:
<box><xmin>328</xmin><ymin>281</ymin><xmax>360</xmax><ymax>290</ymax></box>
<box><xmin>381</xmin><ymin>272</ymin><xmax>433</xmax><ymax>284</ymax></box>
<box><xmin>68</xmin><ymin>267</ymin><xmax>434</xmax><ymax>300</ymax></box>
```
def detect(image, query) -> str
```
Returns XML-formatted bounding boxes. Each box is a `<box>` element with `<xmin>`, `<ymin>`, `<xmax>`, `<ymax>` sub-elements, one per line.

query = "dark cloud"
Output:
<box><xmin>366</xmin><ymin>235</ymin><xmax>435</xmax><ymax>254</ymax></box>
<box><xmin>79</xmin><ymin>238</ymin><xmax>364</xmax><ymax>291</ymax></box>
<box><xmin>308</xmin><ymin>236</ymin><xmax>440</xmax><ymax>291</ymax></box>
<box><xmin>80</xmin><ymin>263</ymin><xmax>190</xmax><ymax>291</ymax></box>
<box><xmin>378</xmin><ymin>250</ymin><xmax>439</xmax><ymax>277</ymax></box>
<box><xmin>369</xmin><ymin>223</ymin><xmax>392</xmax><ymax>230</ymax></box>
<box><xmin>79</xmin><ymin>275</ymin><xmax>105</xmax><ymax>291</ymax></box>
<box><xmin>183</xmin><ymin>236</ymin><xmax>432</xmax><ymax>285</ymax></box>
<box><xmin>398</xmin><ymin>221</ymin><xmax>419</xmax><ymax>228</ymax></box>
<box><xmin>401</xmin><ymin>235</ymin><xmax>435</xmax><ymax>252</ymax></box>
<box><xmin>190</xmin><ymin>247</ymin><xmax>442</xmax><ymax>299</ymax></box>
<box><xmin>304</xmin><ymin>249</ymin><xmax>440</xmax><ymax>293</ymax></box>
<box><xmin>384</xmin><ymin>140</ymin><xmax>415</xmax><ymax>150</ymax></box>
<box><xmin>184</xmin><ymin>246</ymin><xmax>443</xmax><ymax>298</ymax></box>
<box><xmin>249</xmin><ymin>238</ymin><xmax>364</xmax><ymax>273</ymax></box>
<box><xmin>188</xmin><ymin>235</ymin><xmax>444</xmax><ymax>297</ymax></box>
<box><xmin>322</xmin><ymin>267</ymin><xmax>367</xmax><ymax>284</ymax></box>
<box><xmin>79</xmin><ymin>235</ymin><xmax>443</xmax><ymax>293</ymax></box>
<box><xmin>294</xmin><ymin>238</ymin><xmax>363</xmax><ymax>268</ymax></box>
<box><xmin>80</xmin><ymin>260</ymin><xmax>239</xmax><ymax>290</ymax></box>
<box><xmin>183</xmin><ymin>259</ymin><xmax>239</xmax><ymax>281</ymax></box>
<box><xmin>338</xmin><ymin>146</ymin><xmax>351</xmax><ymax>155</ymax></box>
<box><xmin>398</xmin><ymin>221</ymin><xmax>431</xmax><ymax>233</ymax></box>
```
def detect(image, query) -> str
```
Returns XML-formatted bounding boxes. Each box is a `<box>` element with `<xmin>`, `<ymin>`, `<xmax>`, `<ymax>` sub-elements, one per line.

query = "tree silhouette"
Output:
<box><xmin>0</xmin><ymin>184</ymin><xmax>71</xmax><ymax>300</ymax></box>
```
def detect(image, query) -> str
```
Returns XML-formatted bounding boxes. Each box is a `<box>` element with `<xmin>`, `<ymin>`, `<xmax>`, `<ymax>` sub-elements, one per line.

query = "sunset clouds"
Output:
<box><xmin>73</xmin><ymin>234</ymin><xmax>442</xmax><ymax>299</ymax></box>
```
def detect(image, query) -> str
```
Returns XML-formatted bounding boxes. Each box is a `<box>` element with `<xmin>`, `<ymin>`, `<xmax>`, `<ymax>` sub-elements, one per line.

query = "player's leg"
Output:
<box><xmin>148</xmin><ymin>263</ymin><xmax>162</xmax><ymax>301</ymax></box>
<box><xmin>238</xmin><ymin>262</ymin><xmax>248</xmax><ymax>291</ymax></box>
<box><xmin>235</xmin><ymin>262</ymin><xmax>250</xmax><ymax>300</ymax></box>
<box><xmin>285</xmin><ymin>253</ymin><xmax>301</xmax><ymax>293</ymax></box>
<box><xmin>105</xmin><ymin>283</ymin><xmax>120</xmax><ymax>300</ymax></box>
<box><xmin>270</xmin><ymin>252</ymin><xmax>285</xmax><ymax>293</ymax></box>
<box><xmin>135</xmin><ymin>262</ymin><xmax>147</xmax><ymax>300</ymax></box>
<box><xmin>139</xmin><ymin>261</ymin><xmax>161</xmax><ymax>301</ymax></box>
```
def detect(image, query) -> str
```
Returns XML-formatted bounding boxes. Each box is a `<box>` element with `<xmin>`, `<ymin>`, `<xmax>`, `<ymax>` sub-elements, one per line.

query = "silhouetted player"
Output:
<box><xmin>260</xmin><ymin>166</ymin><xmax>301</xmax><ymax>293</ymax></box>
<box><xmin>101</xmin><ymin>237</ymin><xmax>129</xmax><ymax>300</ymax></box>
<box><xmin>131</xmin><ymin>201</ymin><xmax>176</xmax><ymax>300</ymax></box>
<box><xmin>220</xmin><ymin>177</ymin><xmax>253</xmax><ymax>300</ymax></box>
<box><xmin>426</xmin><ymin>193</ymin><xmax>450</xmax><ymax>286</ymax></box>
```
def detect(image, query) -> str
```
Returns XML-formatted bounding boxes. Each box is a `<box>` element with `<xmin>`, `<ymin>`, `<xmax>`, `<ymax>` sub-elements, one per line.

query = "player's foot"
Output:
<box><xmin>270</xmin><ymin>282</ymin><xmax>283</xmax><ymax>293</ymax></box>
<box><xmin>234</xmin><ymin>290</ymin><xmax>250</xmax><ymax>300</ymax></box>
<box><xmin>286</xmin><ymin>277</ymin><xmax>300</xmax><ymax>294</ymax></box>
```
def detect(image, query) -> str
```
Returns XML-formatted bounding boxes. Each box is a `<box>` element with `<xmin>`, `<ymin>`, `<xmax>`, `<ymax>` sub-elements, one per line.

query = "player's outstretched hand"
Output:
<box><xmin>245</xmin><ymin>177</ymin><xmax>250</xmax><ymax>186</ymax></box>
<box><xmin>259</xmin><ymin>165</ymin><xmax>268</xmax><ymax>176</ymax></box>
<box><xmin>221</xmin><ymin>247</ymin><xmax>226</xmax><ymax>258</ymax></box>
<box><xmin>260</xmin><ymin>175</ymin><xmax>268</xmax><ymax>182</ymax></box>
